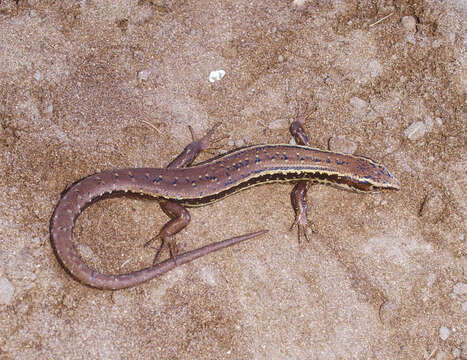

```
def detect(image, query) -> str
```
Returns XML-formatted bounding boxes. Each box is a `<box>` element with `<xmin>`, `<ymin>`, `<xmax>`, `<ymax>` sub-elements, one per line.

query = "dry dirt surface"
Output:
<box><xmin>0</xmin><ymin>0</ymin><xmax>465</xmax><ymax>359</ymax></box>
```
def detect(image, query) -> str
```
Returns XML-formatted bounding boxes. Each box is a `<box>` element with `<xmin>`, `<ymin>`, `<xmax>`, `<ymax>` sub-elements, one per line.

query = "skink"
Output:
<box><xmin>50</xmin><ymin>115</ymin><xmax>400</xmax><ymax>289</ymax></box>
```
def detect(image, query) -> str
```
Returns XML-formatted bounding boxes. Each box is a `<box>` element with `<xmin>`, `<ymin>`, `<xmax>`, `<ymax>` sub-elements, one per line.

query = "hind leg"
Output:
<box><xmin>146</xmin><ymin>124</ymin><xmax>220</xmax><ymax>262</ymax></box>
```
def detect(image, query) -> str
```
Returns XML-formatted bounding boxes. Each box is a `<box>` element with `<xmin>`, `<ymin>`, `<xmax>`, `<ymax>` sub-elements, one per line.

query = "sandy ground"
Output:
<box><xmin>0</xmin><ymin>0</ymin><xmax>465</xmax><ymax>359</ymax></box>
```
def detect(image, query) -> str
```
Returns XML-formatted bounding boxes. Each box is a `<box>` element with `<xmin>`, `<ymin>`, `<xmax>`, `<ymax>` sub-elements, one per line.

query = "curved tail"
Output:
<box><xmin>50</xmin><ymin>173</ymin><xmax>267</xmax><ymax>290</ymax></box>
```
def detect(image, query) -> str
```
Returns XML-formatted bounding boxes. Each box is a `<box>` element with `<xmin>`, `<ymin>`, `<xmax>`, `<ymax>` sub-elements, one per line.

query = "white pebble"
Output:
<box><xmin>292</xmin><ymin>0</ymin><xmax>306</xmax><ymax>7</ymax></box>
<box><xmin>462</xmin><ymin>301</ymin><xmax>467</xmax><ymax>312</ymax></box>
<box><xmin>403</xmin><ymin>121</ymin><xmax>426</xmax><ymax>140</ymax></box>
<box><xmin>33</xmin><ymin>71</ymin><xmax>42</xmax><ymax>81</ymax></box>
<box><xmin>401</xmin><ymin>16</ymin><xmax>416</xmax><ymax>33</ymax></box>
<box><xmin>208</xmin><ymin>70</ymin><xmax>226</xmax><ymax>83</ymax></box>
<box><xmin>439</xmin><ymin>326</ymin><xmax>450</xmax><ymax>340</ymax></box>
<box><xmin>0</xmin><ymin>277</ymin><xmax>15</xmax><ymax>305</ymax></box>
<box><xmin>137</xmin><ymin>69</ymin><xmax>151</xmax><ymax>82</ymax></box>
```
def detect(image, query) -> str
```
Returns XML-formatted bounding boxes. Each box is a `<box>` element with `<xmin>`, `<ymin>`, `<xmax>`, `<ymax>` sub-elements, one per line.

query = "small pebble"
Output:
<box><xmin>378</xmin><ymin>300</ymin><xmax>398</xmax><ymax>325</ymax></box>
<box><xmin>328</xmin><ymin>135</ymin><xmax>357</xmax><ymax>154</ymax></box>
<box><xmin>137</xmin><ymin>69</ymin><xmax>151</xmax><ymax>82</ymax></box>
<box><xmin>401</xmin><ymin>16</ymin><xmax>417</xmax><ymax>33</ymax></box>
<box><xmin>0</xmin><ymin>277</ymin><xmax>15</xmax><ymax>305</ymax></box>
<box><xmin>292</xmin><ymin>0</ymin><xmax>306</xmax><ymax>7</ymax></box>
<box><xmin>349</xmin><ymin>97</ymin><xmax>368</xmax><ymax>112</ymax></box>
<box><xmin>76</xmin><ymin>243</ymin><xmax>100</xmax><ymax>265</ymax></box>
<box><xmin>419</xmin><ymin>190</ymin><xmax>444</xmax><ymax>221</ymax></box>
<box><xmin>33</xmin><ymin>71</ymin><xmax>42</xmax><ymax>81</ymax></box>
<box><xmin>439</xmin><ymin>325</ymin><xmax>450</xmax><ymax>340</ymax></box>
<box><xmin>404</xmin><ymin>121</ymin><xmax>426</xmax><ymax>140</ymax></box>
<box><xmin>462</xmin><ymin>301</ymin><xmax>467</xmax><ymax>312</ymax></box>
<box><xmin>234</xmin><ymin>138</ymin><xmax>245</xmax><ymax>147</ymax></box>
<box><xmin>208</xmin><ymin>70</ymin><xmax>226</xmax><ymax>83</ymax></box>
<box><xmin>268</xmin><ymin>118</ymin><xmax>289</xmax><ymax>130</ymax></box>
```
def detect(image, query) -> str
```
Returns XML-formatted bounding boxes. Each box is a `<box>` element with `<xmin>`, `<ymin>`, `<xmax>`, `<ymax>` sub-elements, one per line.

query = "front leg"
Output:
<box><xmin>289</xmin><ymin>105</ymin><xmax>313</xmax><ymax>242</ymax></box>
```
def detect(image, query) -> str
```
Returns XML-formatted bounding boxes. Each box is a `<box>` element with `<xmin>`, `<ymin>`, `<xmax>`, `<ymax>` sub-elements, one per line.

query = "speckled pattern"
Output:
<box><xmin>50</xmin><ymin>144</ymin><xmax>399</xmax><ymax>289</ymax></box>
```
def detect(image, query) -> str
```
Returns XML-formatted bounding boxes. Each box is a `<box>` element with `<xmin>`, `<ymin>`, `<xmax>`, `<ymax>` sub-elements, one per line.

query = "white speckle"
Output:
<box><xmin>138</xmin><ymin>69</ymin><xmax>151</xmax><ymax>82</ymax></box>
<box><xmin>33</xmin><ymin>71</ymin><xmax>42</xmax><ymax>81</ymax></box>
<box><xmin>0</xmin><ymin>277</ymin><xmax>15</xmax><ymax>305</ymax></box>
<box><xmin>403</xmin><ymin>121</ymin><xmax>426</xmax><ymax>140</ymax></box>
<box><xmin>277</xmin><ymin>54</ymin><xmax>284</xmax><ymax>63</ymax></box>
<box><xmin>208</xmin><ymin>70</ymin><xmax>226</xmax><ymax>83</ymax></box>
<box><xmin>439</xmin><ymin>326</ymin><xmax>450</xmax><ymax>340</ymax></box>
<box><xmin>292</xmin><ymin>0</ymin><xmax>306</xmax><ymax>6</ymax></box>
<box><xmin>401</xmin><ymin>16</ymin><xmax>416</xmax><ymax>33</ymax></box>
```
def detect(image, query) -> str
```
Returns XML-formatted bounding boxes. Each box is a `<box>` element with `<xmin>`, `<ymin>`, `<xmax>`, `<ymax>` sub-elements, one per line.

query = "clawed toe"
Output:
<box><xmin>290</xmin><ymin>217</ymin><xmax>313</xmax><ymax>243</ymax></box>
